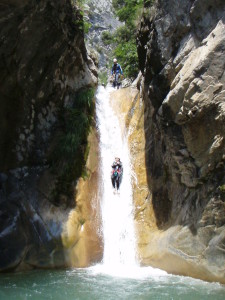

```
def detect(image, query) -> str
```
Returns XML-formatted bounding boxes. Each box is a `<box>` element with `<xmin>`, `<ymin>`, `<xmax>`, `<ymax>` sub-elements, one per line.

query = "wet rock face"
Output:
<box><xmin>137</xmin><ymin>0</ymin><xmax>225</xmax><ymax>282</ymax></box>
<box><xmin>0</xmin><ymin>0</ymin><xmax>97</xmax><ymax>271</ymax></box>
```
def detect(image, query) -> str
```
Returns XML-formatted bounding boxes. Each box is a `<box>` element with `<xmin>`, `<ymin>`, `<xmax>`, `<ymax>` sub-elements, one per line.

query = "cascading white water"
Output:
<box><xmin>3</xmin><ymin>90</ymin><xmax>222</xmax><ymax>300</ymax></box>
<box><xmin>92</xmin><ymin>85</ymin><xmax>167</xmax><ymax>278</ymax></box>
<box><xmin>96</xmin><ymin>85</ymin><xmax>136</xmax><ymax>269</ymax></box>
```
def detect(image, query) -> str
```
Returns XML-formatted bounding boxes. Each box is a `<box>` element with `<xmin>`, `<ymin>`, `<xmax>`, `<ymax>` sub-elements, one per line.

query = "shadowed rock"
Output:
<box><xmin>0</xmin><ymin>0</ymin><xmax>99</xmax><ymax>271</ymax></box>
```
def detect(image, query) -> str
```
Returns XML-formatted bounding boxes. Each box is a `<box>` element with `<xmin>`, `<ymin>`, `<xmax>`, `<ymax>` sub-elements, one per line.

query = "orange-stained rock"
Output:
<box><xmin>110</xmin><ymin>86</ymin><xmax>157</xmax><ymax>257</ymax></box>
<box><xmin>110</xmin><ymin>83</ymin><xmax>225</xmax><ymax>284</ymax></box>
<box><xmin>62</xmin><ymin>127</ymin><xmax>103</xmax><ymax>267</ymax></box>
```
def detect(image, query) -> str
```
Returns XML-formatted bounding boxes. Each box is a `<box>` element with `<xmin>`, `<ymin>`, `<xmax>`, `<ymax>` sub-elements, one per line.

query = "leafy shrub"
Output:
<box><xmin>113</xmin><ymin>0</ymin><xmax>143</xmax><ymax>25</ymax></box>
<box><xmin>74</xmin><ymin>1</ymin><xmax>92</xmax><ymax>34</ymax></box>
<box><xmin>102</xmin><ymin>31</ymin><xmax>113</xmax><ymax>46</ymax></box>
<box><xmin>84</xmin><ymin>20</ymin><xmax>92</xmax><ymax>34</ymax></box>
<box><xmin>111</xmin><ymin>0</ymin><xmax>144</xmax><ymax>78</ymax></box>
<box><xmin>219</xmin><ymin>184</ymin><xmax>225</xmax><ymax>193</ymax></box>
<box><xmin>49</xmin><ymin>88</ymin><xmax>95</xmax><ymax>206</ymax></box>
<box><xmin>114</xmin><ymin>38</ymin><xmax>139</xmax><ymax>78</ymax></box>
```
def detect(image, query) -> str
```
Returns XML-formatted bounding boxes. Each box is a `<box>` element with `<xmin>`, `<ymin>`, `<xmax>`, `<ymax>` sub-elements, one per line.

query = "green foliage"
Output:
<box><xmin>84</xmin><ymin>20</ymin><xmax>92</xmax><ymax>34</ymax></box>
<box><xmin>111</xmin><ymin>0</ymin><xmax>144</xmax><ymax>78</ymax></box>
<box><xmin>113</xmin><ymin>0</ymin><xmax>143</xmax><ymax>26</ymax></box>
<box><xmin>73</xmin><ymin>17</ymin><xmax>83</xmax><ymax>32</ymax></box>
<box><xmin>114</xmin><ymin>26</ymin><xmax>132</xmax><ymax>42</ymax></box>
<box><xmin>219</xmin><ymin>184</ymin><xmax>225</xmax><ymax>193</ymax></box>
<box><xmin>114</xmin><ymin>38</ymin><xmax>139</xmax><ymax>78</ymax></box>
<box><xmin>73</xmin><ymin>1</ymin><xmax>92</xmax><ymax>34</ymax></box>
<box><xmin>218</xmin><ymin>184</ymin><xmax>225</xmax><ymax>201</ymax></box>
<box><xmin>49</xmin><ymin>88</ymin><xmax>95</xmax><ymax>206</ymax></box>
<box><xmin>112</xmin><ymin>0</ymin><xmax>124</xmax><ymax>11</ymax></box>
<box><xmin>76</xmin><ymin>0</ymin><xmax>86</xmax><ymax>7</ymax></box>
<box><xmin>102</xmin><ymin>31</ymin><xmax>113</xmax><ymax>46</ymax></box>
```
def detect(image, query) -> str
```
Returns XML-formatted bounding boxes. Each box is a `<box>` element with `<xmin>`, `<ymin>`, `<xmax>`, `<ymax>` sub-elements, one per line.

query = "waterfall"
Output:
<box><xmin>96</xmin><ymin>86</ymin><xmax>136</xmax><ymax>270</ymax></box>
<box><xmin>91</xmin><ymin>85</ymin><xmax>167</xmax><ymax>278</ymax></box>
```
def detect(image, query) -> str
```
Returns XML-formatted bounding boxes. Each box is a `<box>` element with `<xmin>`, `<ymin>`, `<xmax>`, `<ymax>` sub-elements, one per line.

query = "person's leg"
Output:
<box><xmin>118</xmin><ymin>175</ymin><xmax>122</xmax><ymax>189</ymax></box>
<box><xmin>115</xmin><ymin>74</ymin><xmax>118</xmax><ymax>87</ymax></box>
<box><xmin>116</xmin><ymin>178</ymin><xmax>120</xmax><ymax>190</ymax></box>
<box><xmin>112</xmin><ymin>177</ymin><xmax>115</xmax><ymax>188</ymax></box>
<box><xmin>116</xmin><ymin>74</ymin><xmax>120</xmax><ymax>89</ymax></box>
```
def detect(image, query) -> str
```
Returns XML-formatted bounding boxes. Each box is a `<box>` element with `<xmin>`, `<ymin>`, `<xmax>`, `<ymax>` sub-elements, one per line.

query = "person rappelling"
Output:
<box><xmin>111</xmin><ymin>58</ymin><xmax>123</xmax><ymax>89</ymax></box>
<box><xmin>111</xmin><ymin>157</ymin><xmax>123</xmax><ymax>193</ymax></box>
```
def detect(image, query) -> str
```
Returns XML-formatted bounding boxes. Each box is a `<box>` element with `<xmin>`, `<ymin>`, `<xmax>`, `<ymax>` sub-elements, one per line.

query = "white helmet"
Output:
<box><xmin>113</xmin><ymin>58</ymin><xmax>117</xmax><ymax>63</ymax></box>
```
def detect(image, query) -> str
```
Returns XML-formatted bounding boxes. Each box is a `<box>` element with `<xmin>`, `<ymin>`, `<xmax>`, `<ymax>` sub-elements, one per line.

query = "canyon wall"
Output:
<box><xmin>84</xmin><ymin>0</ymin><xmax>121</xmax><ymax>75</ymax></box>
<box><xmin>135</xmin><ymin>0</ymin><xmax>225</xmax><ymax>283</ymax></box>
<box><xmin>0</xmin><ymin>0</ymin><xmax>101</xmax><ymax>271</ymax></box>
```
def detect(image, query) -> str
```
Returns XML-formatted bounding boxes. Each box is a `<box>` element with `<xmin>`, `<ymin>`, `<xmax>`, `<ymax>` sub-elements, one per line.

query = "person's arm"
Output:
<box><xmin>111</xmin><ymin>65</ymin><xmax>114</xmax><ymax>75</ymax></box>
<box><xmin>119</xmin><ymin>64</ymin><xmax>123</xmax><ymax>75</ymax></box>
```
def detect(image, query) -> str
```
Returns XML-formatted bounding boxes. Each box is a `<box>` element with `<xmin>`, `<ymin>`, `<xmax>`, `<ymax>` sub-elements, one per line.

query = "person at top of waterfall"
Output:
<box><xmin>111</xmin><ymin>59</ymin><xmax>123</xmax><ymax>88</ymax></box>
<box><xmin>111</xmin><ymin>59</ymin><xmax>123</xmax><ymax>76</ymax></box>
<box><xmin>111</xmin><ymin>157</ymin><xmax>123</xmax><ymax>191</ymax></box>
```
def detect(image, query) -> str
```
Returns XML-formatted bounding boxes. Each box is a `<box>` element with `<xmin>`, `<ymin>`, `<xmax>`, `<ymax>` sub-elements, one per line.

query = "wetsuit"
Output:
<box><xmin>111</xmin><ymin>161</ymin><xmax>123</xmax><ymax>190</ymax></box>
<box><xmin>111</xmin><ymin>63</ymin><xmax>123</xmax><ymax>75</ymax></box>
<box><xmin>111</xmin><ymin>63</ymin><xmax>123</xmax><ymax>89</ymax></box>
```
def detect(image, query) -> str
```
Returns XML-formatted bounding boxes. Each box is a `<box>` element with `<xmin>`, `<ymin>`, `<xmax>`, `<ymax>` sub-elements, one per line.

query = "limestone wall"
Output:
<box><xmin>135</xmin><ymin>0</ymin><xmax>225</xmax><ymax>283</ymax></box>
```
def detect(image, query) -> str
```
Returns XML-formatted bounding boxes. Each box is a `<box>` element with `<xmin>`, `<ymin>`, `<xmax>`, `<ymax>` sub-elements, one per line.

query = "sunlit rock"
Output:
<box><xmin>136</xmin><ymin>0</ymin><xmax>225</xmax><ymax>283</ymax></box>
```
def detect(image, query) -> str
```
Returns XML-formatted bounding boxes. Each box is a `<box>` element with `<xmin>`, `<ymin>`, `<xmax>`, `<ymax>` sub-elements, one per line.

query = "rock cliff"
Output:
<box><xmin>135</xmin><ymin>0</ymin><xmax>225</xmax><ymax>283</ymax></box>
<box><xmin>84</xmin><ymin>0</ymin><xmax>121</xmax><ymax>74</ymax></box>
<box><xmin>0</xmin><ymin>0</ymin><xmax>101</xmax><ymax>271</ymax></box>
